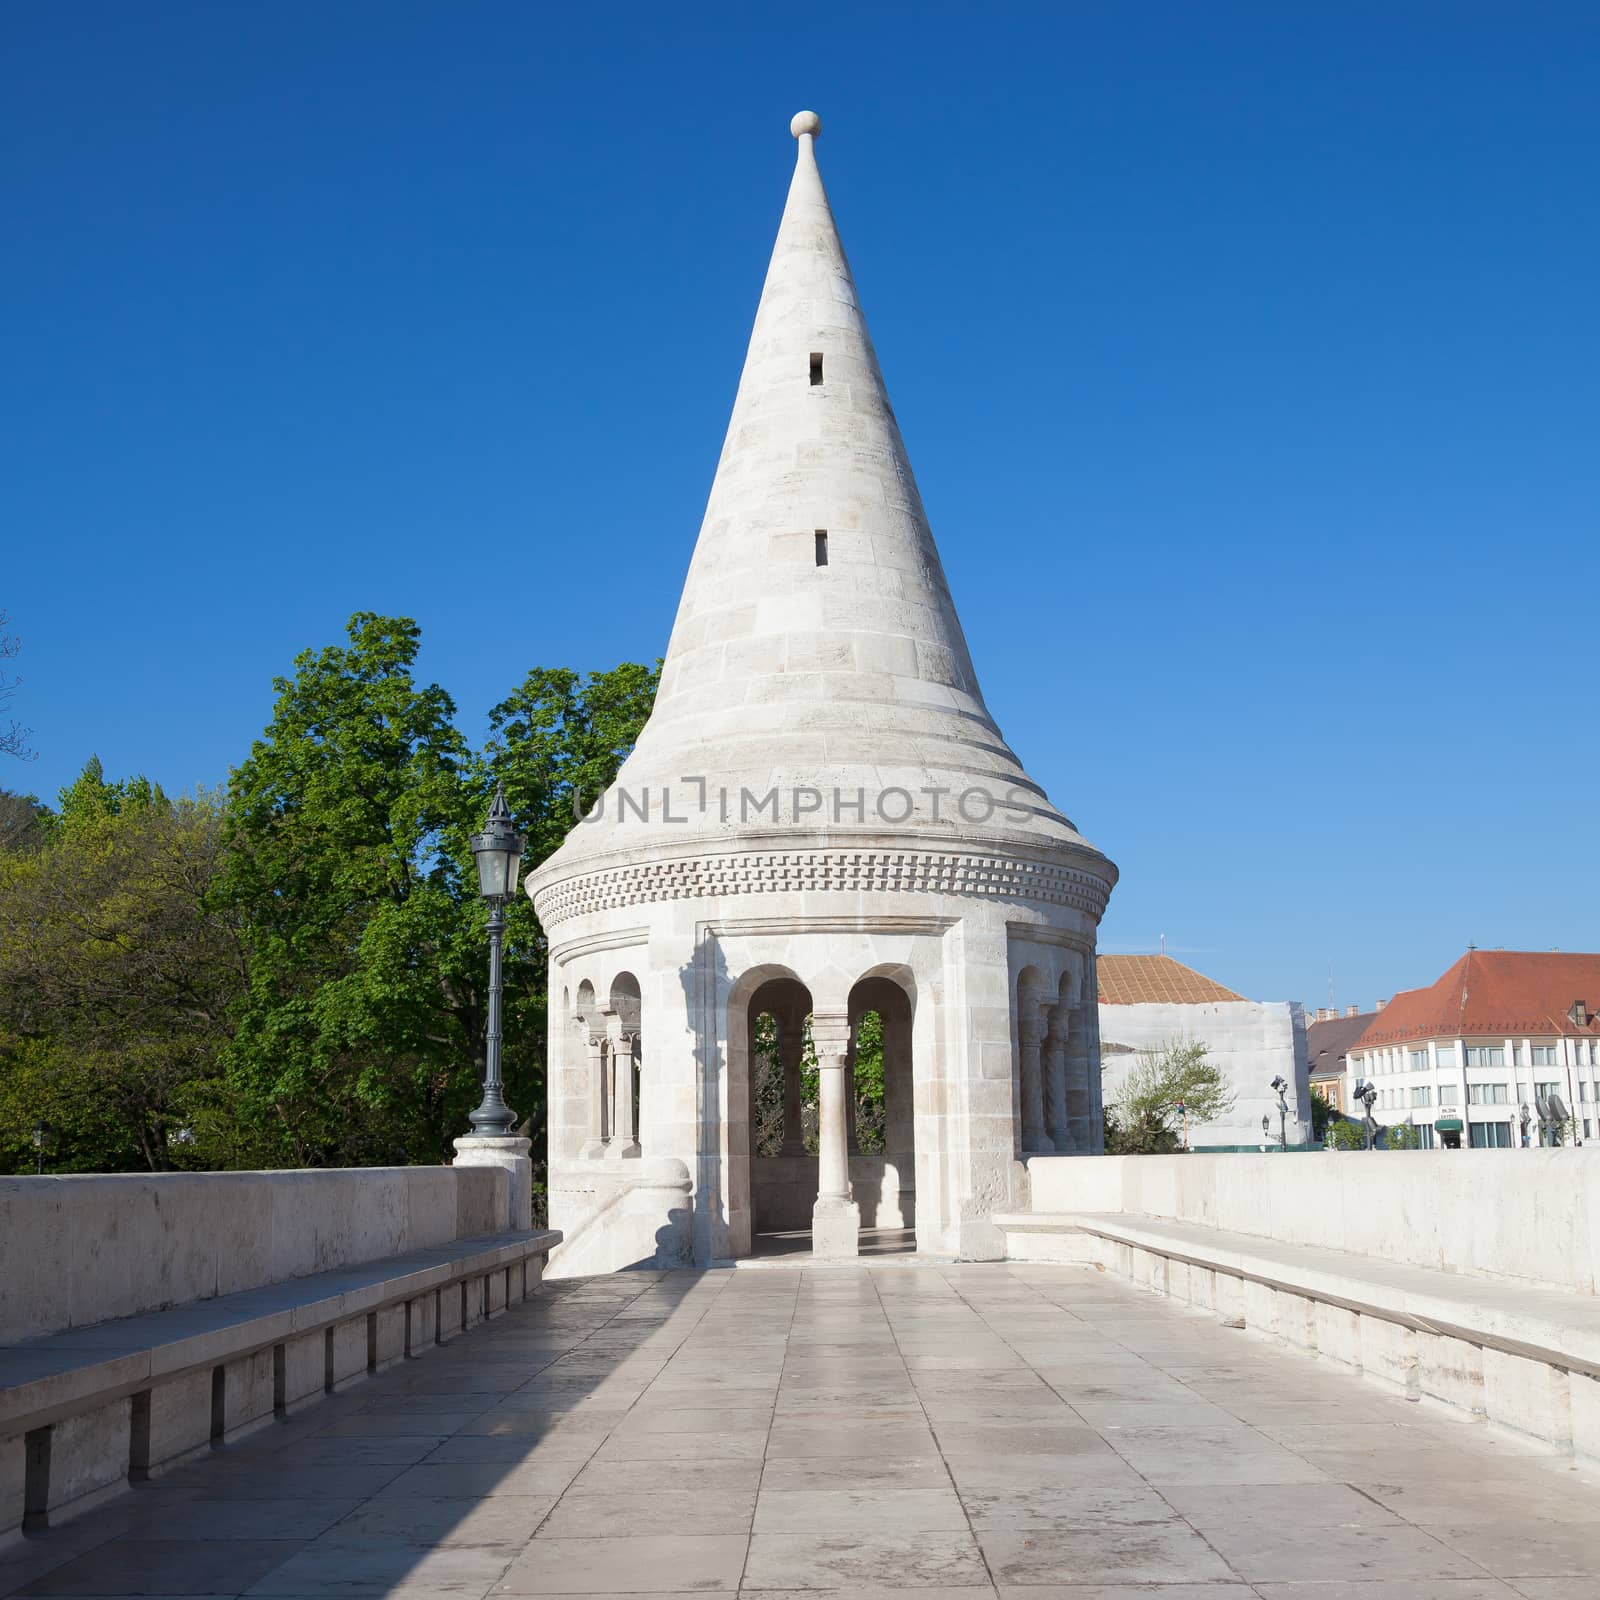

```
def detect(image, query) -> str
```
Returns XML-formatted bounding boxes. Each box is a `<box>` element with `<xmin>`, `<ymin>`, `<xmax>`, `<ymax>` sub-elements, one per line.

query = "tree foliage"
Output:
<box><xmin>1104</xmin><ymin>1037</ymin><xmax>1234</xmax><ymax>1154</ymax></box>
<box><xmin>0</xmin><ymin>761</ymin><xmax>243</xmax><ymax>1172</ymax></box>
<box><xmin>0</xmin><ymin>613</ymin><xmax>658</xmax><ymax>1176</ymax></box>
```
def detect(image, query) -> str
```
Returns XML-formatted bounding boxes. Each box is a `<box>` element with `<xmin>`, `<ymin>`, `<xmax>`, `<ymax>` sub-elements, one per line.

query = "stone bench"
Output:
<box><xmin>1</xmin><ymin>1227</ymin><xmax>559</xmax><ymax>1538</ymax></box>
<box><xmin>996</xmin><ymin>1209</ymin><xmax>1600</xmax><ymax>1463</ymax></box>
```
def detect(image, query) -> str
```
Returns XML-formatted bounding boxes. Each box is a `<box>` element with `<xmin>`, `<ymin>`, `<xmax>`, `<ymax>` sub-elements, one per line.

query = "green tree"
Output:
<box><xmin>219</xmin><ymin>614</ymin><xmax>658</xmax><ymax>1170</ymax></box>
<box><xmin>0</xmin><ymin>761</ymin><xmax>243</xmax><ymax>1172</ymax></box>
<box><xmin>1104</xmin><ymin>1038</ymin><xmax>1234</xmax><ymax>1154</ymax></box>
<box><xmin>1309</xmin><ymin>1084</ymin><xmax>1334</xmax><ymax>1141</ymax></box>
<box><xmin>1385</xmin><ymin>1122</ymin><xmax>1421</xmax><ymax>1150</ymax></box>
<box><xmin>1325</xmin><ymin>1117</ymin><xmax>1366</xmax><ymax>1151</ymax></box>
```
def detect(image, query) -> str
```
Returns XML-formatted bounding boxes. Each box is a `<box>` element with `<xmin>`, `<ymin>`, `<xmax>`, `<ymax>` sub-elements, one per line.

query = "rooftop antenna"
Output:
<box><xmin>1159</xmin><ymin>932</ymin><xmax>1166</xmax><ymax>957</ymax></box>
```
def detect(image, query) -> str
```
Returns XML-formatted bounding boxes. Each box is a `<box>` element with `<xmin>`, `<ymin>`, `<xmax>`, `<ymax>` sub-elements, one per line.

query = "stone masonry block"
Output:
<box><xmin>1481</xmin><ymin>1346</ymin><xmax>1571</xmax><ymax>1449</ymax></box>
<box><xmin>1358</xmin><ymin>1316</ymin><xmax>1419</xmax><ymax>1398</ymax></box>
<box><xmin>1315</xmin><ymin>1303</ymin><xmax>1363</xmax><ymax>1371</ymax></box>
<box><xmin>223</xmin><ymin>1349</ymin><xmax>276</xmax><ymax>1440</ymax></box>
<box><xmin>486</xmin><ymin>1270</ymin><xmax>507</xmax><ymax>1318</ymax></box>
<box><xmin>407</xmin><ymin>1291</ymin><xmax>437</xmax><ymax>1352</ymax></box>
<box><xmin>46</xmin><ymin>1397</ymin><xmax>131</xmax><ymax>1516</ymax></box>
<box><xmin>1242</xmin><ymin>1278</ymin><xmax>1277</xmax><ymax>1339</ymax></box>
<box><xmin>1416</xmin><ymin>1331</ymin><xmax>1484</xmax><ymax>1418</ymax></box>
<box><xmin>280</xmin><ymin>1331</ymin><xmax>324</xmax><ymax>1413</ymax></box>
<box><xmin>1570</xmin><ymin>1371</ymin><xmax>1600</xmax><ymax>1467</ymax></box>
<box><xmin>2</xmin><ymin>1431</ymin><xmax>24</xmax><ymax>1538</ymax></box>
<box><xmin>438</xmin><ymin>1284</ymin><xmax>464</xmax><ymax>1343</ymax></box>
<box><xmin>1210</xmin><ymin>1272</ymin><xmax>1245</xmax><ymax>1322</ymax></box>
<box><xmin>371</xmin><ymin>1306</ymin><xmax>405</xmax><ymax>1370</ymax></box>
<box><xmin>137</xmin><ymin>1371</ymin><xmax>211</xmax><ymax>1475</ymax></box>
<box><xmin>1272</xmin><ymin>1290</ymin><xmax>1319</xmax><ymax>1354</ymax></box>
<box><xmin>327</xmin><ymin>1320</ymin><xmax>367</xmax><ymax>1392</ymax></box>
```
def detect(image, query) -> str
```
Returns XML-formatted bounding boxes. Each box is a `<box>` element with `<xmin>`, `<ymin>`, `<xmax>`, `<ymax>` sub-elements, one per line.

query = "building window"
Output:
<box><xmin>1438</xmin><ymin>1084</ymin><xmax>1458</xmax><ymax>1107</ymax></box>
<box><xmin>1532</xmin><ymin>1045</ymin><xmax>1558</xmax><ymax>1066</ymax></box>
<box><xmin>1465</xmin><ymin>1046</ymin><xmax>1505</xmax><ymax>1069</ymax></box>
<box><xmin>814</xmin><ymin>530</ymin><xmax>828</xmax><ymax>566</ymax></box>
<box><xmin>1435</xmin><ymin>1042</ymin><xmax>1457</xmax><ymax>1069</ymax></box>
<box><xmin>1410</xmin><ymin>1085</ymin><xmax>1432</xmax><ymax>1107</ymax></box>
<box><xmin>1581</xmin><ymin>1082</ymin><xmax>1590</xmax><ymax>1102</ymax></box>
<box><xmin>1419</xmin><ymin>1125</ymin><xmax>1436</xmax><ymax>1149</ymax></box>
<box><xmin>1513</xmin><ymin>1043</ymin><xmax>1527</xmax><ymax>1066</ymax></box>
<box><xmin>1407</xmin><ymin>1048</ymin><xmax>1429</xmax><ymax>1071</ymax></box>
<box><xmin>1586</xmin><ymin>1120</ymin><xmax>1593</xmax><ymax>1139</ymax></box>
<box><xmin>1469</xmin><ymin>1121</ymin><xmax>1512</xmax><ymax>1148</ymax></box>
<box><xmin>809</xmin><ymin>352</ymin><xmax>824</xmax><ymax>386</ymax></box>
<box><xmin>1535</xmin><ymin>1080</ymin><xmax>1561</xmax><ymax>1101</ymax></box>
<box><xmin>1467</xmin><ymin>1083</ymin><xmax>1509</xmax><ymax>1105</ymax></box>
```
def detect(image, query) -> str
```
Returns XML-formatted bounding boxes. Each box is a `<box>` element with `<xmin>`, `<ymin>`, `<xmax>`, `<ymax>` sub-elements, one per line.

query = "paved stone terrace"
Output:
<box><xmin>4</xmin><ymin>1264</ymin><xmax>1598</xmax><ymax>1599</ymax></box>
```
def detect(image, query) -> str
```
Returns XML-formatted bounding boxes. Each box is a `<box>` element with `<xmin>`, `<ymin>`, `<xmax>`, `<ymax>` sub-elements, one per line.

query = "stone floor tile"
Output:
<box><xmin>757</xmin><ymin>1455</ymin><xmax>954</xmax><ymax>1492</ymax></box>
<box><xmin>494</xmin><ymin>1534</ymin><xmax>748</xmax><ymax>1593</ymax></box>
<box><xmin>537</xmin><ymin>1488</ymin><xmax>756</xmax><ymax>1537</ymax></box>
<box><xmin>994</xmin><ymin>1587</ymin><xmax>1255</xmax><ymax>1600</ymax></box>
<box><xmin>242</xmin><ymin>1537</ymin><xmax>517</xmax><ymax>1596</ymax></box>
<box><xmin>119</xmin><ymin>1500</ymin><xmax>362</xmax><ymax>1542</ymax></box>
<box><xmin>330</xmin><ymin>1496</ymin><xmax>554</xmax><ymax>1544</ymax></box>
<box><xmin>376</xmin><ymin>1460</ymin><xmax>585</xmax><ymax>1499</ymax></box>
<box><xmin>610</xmin><ymin>1406</ymin><xmax>771</xmax><ymax>1436</ymax></box>
<box><xmin>1182</xmin><ymin>1510</ymin><xmax>1484</xmax><ymax>1584</ymax></box>
<box><xmin>957</xmin><ymin>1480</ymin><xmax>1173</xmax><ymax>1530</ymax></box>
<box><xmin>1250</xmin><ymin>1582</ymin><xmax>1522</xmax><ymax>1599</ymax></box>
<box><xmin>589</xmin><ymin>1430</ymin><xmax>769</xmax><ymax>1462</ymax></box>
<box><xmin>764</xmin><ymin>1420</ymin><xmax>939</xmax><ymax>1459</ymax></box>
<box><xmin>1424</xmin><ymin>1522</ymin><xmax>1600</xmax><ymax>1580</ymax></box>
<box><xmin>931</xmin><ymin>1421</ymin><xmax>1115</xmax><ymax>1458</ymax></box>
<box><xmin>751</xmin><ymin>1487</ymin><xmax>968</xmax><ymax>1534</ymax></box>
<box><xmin>565</xmin><ymin>1458</ymin><xmax>764</xmax><ymax>1496</ymax></box>
<box><xmin>742</xmin><ymin>1530</ymin><xmax>989</xmax><ymax>1590</ymax></box>
<box><xmin>977</xmin><ymin>1524</ymin><xmax>1234</xmax><ymax>1587</ymax></box>
<box><xmin>281</xmin><ymin>1436</ymin><xmax>446</xmax><ymax>1466</ymax></box>
<box><xmin>21</xmin><ymin>1541</ymin><xmax>304</xmax><ymax>1596</ymax></box>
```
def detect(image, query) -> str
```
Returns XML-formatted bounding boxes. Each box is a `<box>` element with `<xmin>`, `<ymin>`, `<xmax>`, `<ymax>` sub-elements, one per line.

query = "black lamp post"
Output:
<box><xmin>31</xmin><ymin>1120</ymin><xmax>54</xmax><ymax>1175</ymax></box>
<box><xmin>467</xmin><ymin>784</ymin><xmax>526</xmax><ymax>1137</ymax></box>
<box><xmin>1270</xmin><ymin>1074</ymin><xmax>1289</xmax><ymax>1150</ymax></box>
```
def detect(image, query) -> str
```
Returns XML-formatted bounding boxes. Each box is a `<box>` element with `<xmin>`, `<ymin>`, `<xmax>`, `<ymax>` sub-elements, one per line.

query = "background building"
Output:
<box><xmin>1345</xmin><ymin>950</ymin><xmax>1600</xmax><ymax>1149</ymax></box>
<box><xmin>1306</xmin><ymin>1005</ymin><xmax>1379</xmax><ymax>1114</ymax></box>
<box><xmin>1098</xmin><ymin>955</ymin><xmax>1311</xmax><ymax>1148</ymax></box>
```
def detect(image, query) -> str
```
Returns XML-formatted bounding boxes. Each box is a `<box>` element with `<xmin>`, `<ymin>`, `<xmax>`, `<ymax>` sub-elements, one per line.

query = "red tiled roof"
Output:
<box><xmin>1098</xmin><ymin>955</ymin><xmax>1245</xmax><ymax>1006</ymax></box>
<box><xmin>1354</xmin><ymin>951</ymin><xmax>1600</xmax><ymax>1048</ymax></box>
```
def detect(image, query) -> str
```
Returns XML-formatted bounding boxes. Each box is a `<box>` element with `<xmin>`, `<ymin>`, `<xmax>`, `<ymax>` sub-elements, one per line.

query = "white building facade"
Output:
<box><xmin>1344</xmin><ymin>951</ymin><xmax>1600</xmax><ymax>1149</ymax></box>
<box><xmin>526</xmin><ymin>114</ymin><xmax>1117</xmax><ymax>1275</ymax></box>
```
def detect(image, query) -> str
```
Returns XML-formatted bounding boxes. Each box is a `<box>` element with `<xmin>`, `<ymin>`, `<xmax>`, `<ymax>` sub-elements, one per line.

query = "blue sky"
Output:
<box><xmin>4</xmin><ymin>2</ymin><xmax>1597</xmax><ymax>1010</ymax></box>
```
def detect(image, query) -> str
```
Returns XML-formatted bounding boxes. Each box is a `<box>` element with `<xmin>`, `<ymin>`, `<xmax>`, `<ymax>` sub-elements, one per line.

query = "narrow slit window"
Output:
<box><xmin>809</xmin><ymin>352</ymin><xmax>823</xmax><ymax>386</ymax></box>
<box><xmin>814</xmin><ymin>530</ymin><xmax>828</xmax><ymax>567</ymax></box>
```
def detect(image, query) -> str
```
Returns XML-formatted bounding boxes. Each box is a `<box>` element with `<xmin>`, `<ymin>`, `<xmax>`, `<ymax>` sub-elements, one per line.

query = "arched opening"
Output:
<box><xmin>605</xmin><ymin>972</ymin><xmax>642</xmax><ymax>1159</ymax></box>
<box><xmin>848</xmin><ymin>973</ymin><xmax>915</xmax><ymax>1241</ymax></box>
<box><xmin>745</xmin><ymin>975</ymin><xmax>815</xmax><ymax>1252</ymax></box>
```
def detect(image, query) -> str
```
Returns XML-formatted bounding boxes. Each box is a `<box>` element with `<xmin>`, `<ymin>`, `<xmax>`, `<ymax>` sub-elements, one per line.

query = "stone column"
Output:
<box><xmin>1065</xmin><ymin>1005</ymin><xmax>1093</xmax><ymax>1155</ymax></box>
<box><xmin>810</xmin><ymin>1011</ymin><xmax>859</xmax><ymax>1257</ymax></box>
<box><xmin>1043</xmin><ymin>1013</ymin><xmax>1073</xmax><ymax>1153</ymax></box>
<box><xmin>605</xmin><ymin>1010</ymin><xmax>641</xmax><ymax>1159</ymax></box>
<box><xmin>580</xmin><ymin>1028</ymin><xmax>608</xmax><ymax>1159</ymax></box>
<box><xmin>1019</xmin><ymin>1011</ymin><xmax>1048</xmax><ymax>1153</ymax></box>
<box><xmin>1081</xmin><ymin>965</ymin><xmax>1106</xmax><ymax>1155</ymax></box>
<box><xmin>778</xmin><ymin>1010</ymin><xmax>807</xmax><ymax>1156</ymax></box>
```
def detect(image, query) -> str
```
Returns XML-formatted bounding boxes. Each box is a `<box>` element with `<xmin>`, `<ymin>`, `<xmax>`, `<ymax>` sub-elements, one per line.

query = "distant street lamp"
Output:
<box><xmin>467</xmin><ymin>784</ymin><xmax>526</xmax><ymax>1137</ymax></box>
<box><xmin>1270</xmin><ymin>1074</ymin><xmax>1290</xmax><ymax>1150</ymax></box>
<box><xmin>31</xmin><ymin>1120</ymin><xmax>54</xmax><ymax>1175</ymax></box>
<box><xmin>1356</xmin><ymin>1080</ymin><xmax>1379</xmax><ymax>1150</ymax></box>
<box><xmin>1261</xmin><ymin>1113</ymin><xmax>1271</xmax><ymax>1147</ymax></box>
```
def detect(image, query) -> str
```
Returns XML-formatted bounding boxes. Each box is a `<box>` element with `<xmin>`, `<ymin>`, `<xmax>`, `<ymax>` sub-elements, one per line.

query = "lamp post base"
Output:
<box><xmin>452</xmin><ymin>1135</ymin><xmax>534</xmax><ymax>1230</ymax></box>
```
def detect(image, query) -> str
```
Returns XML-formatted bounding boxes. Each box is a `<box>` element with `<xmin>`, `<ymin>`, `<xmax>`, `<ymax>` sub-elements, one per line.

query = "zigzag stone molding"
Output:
<box><xmin>533</xmin><ymin>847</ymin><xmax>1112</xmax><ymax>929</ymax></box>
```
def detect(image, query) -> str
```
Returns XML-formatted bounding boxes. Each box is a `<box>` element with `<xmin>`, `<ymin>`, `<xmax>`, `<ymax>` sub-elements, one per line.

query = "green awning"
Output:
<box><xmin>1435</xmin><ymin>1117</ymin><xmax>1463</xmax><ymax>1132</ymax></box>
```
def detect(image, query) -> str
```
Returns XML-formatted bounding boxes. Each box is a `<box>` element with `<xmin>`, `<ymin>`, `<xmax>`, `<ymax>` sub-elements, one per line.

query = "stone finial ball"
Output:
<box><xmin>790</xmin><ymin>110</ymin><xmax>821</xmax><ymax>139</ymax></box>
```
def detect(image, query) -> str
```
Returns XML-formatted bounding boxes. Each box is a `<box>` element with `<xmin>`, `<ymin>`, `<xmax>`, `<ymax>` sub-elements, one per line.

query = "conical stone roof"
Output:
<box><xmin>531</xmin><ymin>113</ymin><xmax>1114</xmax><ymax>912</ymax></box>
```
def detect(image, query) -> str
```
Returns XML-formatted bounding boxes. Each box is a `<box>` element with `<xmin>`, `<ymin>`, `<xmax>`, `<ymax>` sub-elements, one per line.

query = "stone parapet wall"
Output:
<box><xmin>1024</xmin><ymin>1150</ymin><xmax>1600</xmax><ymax>1294</ymax></box>
<box><xmin>0</xmin><ymin>1167</ymin><xmax>509</xmax><ymax>1344</ymax></box>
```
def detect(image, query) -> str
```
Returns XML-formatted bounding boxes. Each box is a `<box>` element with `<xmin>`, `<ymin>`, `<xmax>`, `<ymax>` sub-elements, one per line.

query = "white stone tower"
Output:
<box><xmin>527</xmin><ymin>112</ymin><xmax>1116</xmax><ymax>1273</ymax></box>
